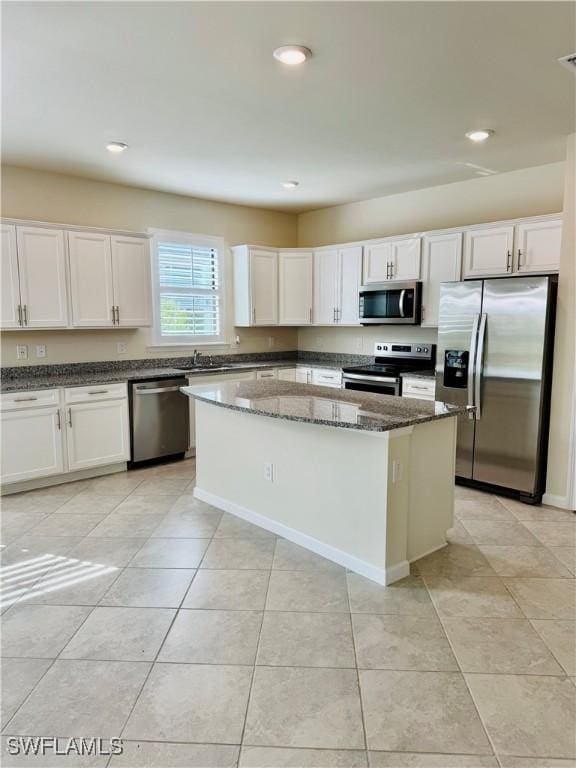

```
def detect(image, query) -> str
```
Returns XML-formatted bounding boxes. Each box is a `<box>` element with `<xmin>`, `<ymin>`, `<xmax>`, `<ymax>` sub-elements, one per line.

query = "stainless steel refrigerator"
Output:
<box><xmin>436</xmin><ymin>275</ymin><xmax>557</xmax><ymax>504</ymax></box>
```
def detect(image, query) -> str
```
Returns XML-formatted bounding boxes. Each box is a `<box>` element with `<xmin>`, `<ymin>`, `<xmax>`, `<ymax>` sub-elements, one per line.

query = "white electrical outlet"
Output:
<box><xmin>392</xmin><ymin>460</ymin><xmax>403</xmax><ymax>483</ymax></box>
<box><xmin>235</xmin><ymin>335</ymin><xmax>241</xmax><ymax>345</ymax></box>
<box><xmin>117</xmin><ymin>342</ymin><xmax>127</xmax><ymax>354</ymax></box>
<box><xmin>35</xmin><ymin>344</ymin><xmax>46</xmax><ymax>358</ymax></box>
<box><xmin>16</xmin><ymin>345</ymin><xmax>28</xmax><ymax>360</ymax></box>
<box><xmin>263</xmin><ymin>462</ymin><xmax>274</xmax><ymax>482</ymax></box>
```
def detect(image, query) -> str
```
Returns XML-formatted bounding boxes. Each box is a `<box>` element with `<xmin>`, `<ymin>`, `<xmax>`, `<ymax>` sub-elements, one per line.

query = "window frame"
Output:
<box><xmin>149</xmin><ymin>229</ymin><xmax>227</xmax><ymax>347</ymax></box>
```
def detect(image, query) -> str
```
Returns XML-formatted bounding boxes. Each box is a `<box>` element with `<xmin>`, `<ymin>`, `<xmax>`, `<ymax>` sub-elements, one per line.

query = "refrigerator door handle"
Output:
<box><xmin>467</xmin><ymin>313</ymin><xmax>481</xmax><ymax>416</ymax></box>
<box><xmin>474</xmin><ymin>313</ymin><xmax>487</xmax><ymax>420</ymax></box>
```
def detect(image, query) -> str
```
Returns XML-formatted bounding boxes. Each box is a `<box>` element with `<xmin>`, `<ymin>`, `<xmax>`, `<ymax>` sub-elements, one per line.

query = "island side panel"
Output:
<box><xmin>193</xmin><ymin>400</ymin><xmax>391</xmax><ymax>582</ymax></box>
<box><xmin>385</xmin><ymin>430</ymin><xmax>412</xmax><ymax>582</ymax></box>
<box><xmin>407</xmin><ymin>415</ymin><xmax>457</xmax><ymax>562</ymax></box>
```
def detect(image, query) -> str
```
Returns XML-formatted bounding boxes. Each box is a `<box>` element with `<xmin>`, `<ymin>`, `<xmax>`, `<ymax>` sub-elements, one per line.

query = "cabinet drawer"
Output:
<box><xmin>255</xmin><ymin>369</ymin><xmax>278</xmax><ymax>380</ymax></box>
<box><xmin>64</xmin><ymin>382</ymin><xmax>127</xmax><ymax>404</ymax></box>
<box><xmin>1</xmin><ymin>389</ymin><xmax>60</xmax><ymax>411</ymax></box>
<box><xmin>277</xmin><ymin>368</ymin><xmax>297</xmax><ymax>382</ymax></box>
<box><xmin>402</xmin><ymin>377</ymin><xmax>435</xmax><ymax>400</ymax></box>
<box><xmin>311</xmin><ymin>369</ymin><xmax>343</xmax><ymax>388</ymax></box>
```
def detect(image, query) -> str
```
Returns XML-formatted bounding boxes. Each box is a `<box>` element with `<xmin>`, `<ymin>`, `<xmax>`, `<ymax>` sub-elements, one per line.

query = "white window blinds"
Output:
<box><xmin>152</xmin><ymin>233</ymin><xmax>225</xmax><ymax>344</ymax></box>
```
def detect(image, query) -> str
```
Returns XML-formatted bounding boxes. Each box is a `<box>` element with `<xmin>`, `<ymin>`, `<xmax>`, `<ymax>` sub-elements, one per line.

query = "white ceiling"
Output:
<box><xmin>2</xmin><ymin>1</ymin><xmax>575</xmax><ymax>213</ymax></box>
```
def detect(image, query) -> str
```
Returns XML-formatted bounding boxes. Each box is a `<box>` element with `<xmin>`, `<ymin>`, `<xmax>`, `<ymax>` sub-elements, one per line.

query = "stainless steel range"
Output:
<box><xmin>342</xmin><ymin>342</ymin><xmax>435</xmax><ymax>396</ymax></box>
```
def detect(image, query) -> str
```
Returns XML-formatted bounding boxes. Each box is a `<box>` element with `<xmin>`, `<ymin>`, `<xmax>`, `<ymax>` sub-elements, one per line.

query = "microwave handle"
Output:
<box><xmin>399</xmin><ymin>289</ymin><xmax>406</xmax><ymax>318</ymax></box>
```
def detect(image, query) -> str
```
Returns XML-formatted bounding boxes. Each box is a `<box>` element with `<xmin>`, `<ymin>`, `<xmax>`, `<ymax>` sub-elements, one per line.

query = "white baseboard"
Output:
<box><xmin>542</xmin><ymin>492</ymin><xmax>574</xmax><ymax>511</ymax></box>
<box><xmin>194</xmin><ymin>486</ymin><xmax>406</xmax><ymax>585</ymax></box>
<box><xmin>1</xmin><ymin>463</ymin><xmax>127</xmax><ymax>496</ymax></box>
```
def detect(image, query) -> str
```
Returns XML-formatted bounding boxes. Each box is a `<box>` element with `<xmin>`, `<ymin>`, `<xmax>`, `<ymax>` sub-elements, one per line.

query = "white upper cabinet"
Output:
<box><xmin>68</xmin><ymin>231</ymin><xmax>115</xmax><ymax>327</ymax></box>
<box><xmin>1</xmin><ymin>224</ymin><xmax>22</xmax><ymax>329</ymax></box>
<box><xmin>421</xmin><ymin>232</ymin><xmax>462</xmax><ymax>327</ymax></box>
<box><xmin>363</xmin><ymin>237</ymin><xmax>420</xmax><ymax>283</ymax></box>
<box><xmin>111</xmin><ymin>235</ymin><xmax>152</xmax><ymax>326</ymax></box>
<box><xmin>338</xmin><ymin>246</ymin><xmax>363</xmax><ymax>324</ymax></box>
<box><xmin>515</xmin><ymin>218</ymin><xmax>562</xmax><ymax>273</ymax></box>
<box><xmin>463</xmin><ymin>225</ymin><xmax>514</xmax><ymax>278</ymax></box>
<box><xmin>16</xmin><ymin>226</ymin><xmax>69</xmax><ymax>327</ymax></box>
<box><xmin>313</xmin><ymin>249</ymin><xmax>339</xmax><ymax>324</ymax></box>
<box><xmin>233</xmin><ymin>246</ymin><xmax>278</xmax><ymax>326</ymax></box>
<box><xmin>278</xmin><ymin>251</ymin><xmax>313</xmax><ymax>325</ymax></box>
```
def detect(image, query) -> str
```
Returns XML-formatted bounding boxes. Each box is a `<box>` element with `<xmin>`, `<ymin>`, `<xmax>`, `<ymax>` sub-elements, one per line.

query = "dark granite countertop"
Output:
<box><xmin>400</xmin><ymin>370</ymin><xmax>436</xmax><ymax>380</ymax></box>
<box><xmin>0</xmin><ymin>358</ymin><xmax>347</xmax><ymax>393</ymax></box>
<box><xmin>181</xmin><ymin>379</ymin><xmax>468</xmax><ymax>433</ymax></box>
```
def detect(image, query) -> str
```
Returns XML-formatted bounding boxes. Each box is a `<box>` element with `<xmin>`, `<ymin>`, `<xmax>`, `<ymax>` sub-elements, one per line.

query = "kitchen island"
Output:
<box><xmin>181</xmin><ymin>380</ymin><xmax>467</xmax><ymax>585</ymax></box>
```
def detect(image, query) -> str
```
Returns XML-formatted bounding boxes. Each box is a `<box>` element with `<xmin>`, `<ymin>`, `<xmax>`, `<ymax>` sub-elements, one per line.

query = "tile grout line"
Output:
<box><xmin>345</xmin><ymin>573</ymin><xmax>370</xmax><ymax>765</ymax></box>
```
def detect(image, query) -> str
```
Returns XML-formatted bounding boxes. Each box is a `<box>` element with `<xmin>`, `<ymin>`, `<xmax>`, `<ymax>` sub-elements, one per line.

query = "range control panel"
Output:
<box><xmin>374</xmin><ymin>342</ymin><xmax>435</xmax><ymax>361</ymax></box>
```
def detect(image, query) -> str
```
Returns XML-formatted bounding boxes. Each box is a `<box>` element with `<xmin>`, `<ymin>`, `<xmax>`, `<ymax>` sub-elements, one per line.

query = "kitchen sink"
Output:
<box><xmin>174</xmin><ymin>365</ymin><xmax>237</xmax><ymax>373</ymax></box>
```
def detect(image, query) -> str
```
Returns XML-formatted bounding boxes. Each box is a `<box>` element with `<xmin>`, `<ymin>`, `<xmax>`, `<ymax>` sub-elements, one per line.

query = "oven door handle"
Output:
<box><xmin>343</xmin><ymin>373</ymin><xmax>398</xmax><ymax>384</ymax></box>
<box><xmin>399</xmin><ymin>289</ymin><xmax>406</xmax><ymax>318</ymax></box>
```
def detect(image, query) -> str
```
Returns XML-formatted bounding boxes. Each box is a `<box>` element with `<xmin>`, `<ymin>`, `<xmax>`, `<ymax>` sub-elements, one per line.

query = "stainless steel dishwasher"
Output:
<box><xmin>129</xmin><ymin>378</ymin><xmax>189</xmax><ymax>465</ymax></box>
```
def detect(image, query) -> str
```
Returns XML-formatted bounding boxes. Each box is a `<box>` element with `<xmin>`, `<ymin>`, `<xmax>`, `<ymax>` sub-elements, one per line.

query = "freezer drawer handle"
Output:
<box><xmin>474</xmin><ymin>314</ymin><xmax>487</xmax><ymax>420</ymax></box>
<box><xmin>135</xmin><ymin>386</ymin><xmax>183</xmax><ymax>395</ymax></box>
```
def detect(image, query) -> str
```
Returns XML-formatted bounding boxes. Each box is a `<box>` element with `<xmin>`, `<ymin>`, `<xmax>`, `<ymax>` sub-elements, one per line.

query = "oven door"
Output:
<box><xmin>342</xmin><ymin>374</ymin><xmax>400</xmax><ymax>396</ymax></box>
<box><xmin>359</xmin><ymin>282</ymin><xmax>421</xmax><ymax>325</ymax></box>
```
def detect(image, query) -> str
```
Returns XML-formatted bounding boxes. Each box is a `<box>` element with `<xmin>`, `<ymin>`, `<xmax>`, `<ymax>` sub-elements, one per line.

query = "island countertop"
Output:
<box><xmin>181</xmin><ymin>379</ymin><xmax>469</xmax><ymax>433</ymax></box>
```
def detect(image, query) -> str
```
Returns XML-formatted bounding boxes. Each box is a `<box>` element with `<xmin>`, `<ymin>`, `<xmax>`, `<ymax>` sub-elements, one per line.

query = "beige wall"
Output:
<box><xmin>298</xmin><ymin>162</ymin><xmax>565</xmax><ymax>247</ymax></box>
<box><xmin>547</xmin><ymin>135</ymin><xmax>575</xmax><ymax>506</ymax></box>
<box><xmin>1</xmin><ymin>165</ymin><xmax>299</xmax><ymax>366</ymax></box>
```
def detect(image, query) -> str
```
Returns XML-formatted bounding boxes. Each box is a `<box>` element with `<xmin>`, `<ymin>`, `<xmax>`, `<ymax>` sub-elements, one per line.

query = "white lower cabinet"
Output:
<box><xmin>1</xmin><ymin>407</ymin><xmax>64</xmax><ymax>483</ymax></box>
<box><xmin>277</xmin><ymin>368</ymin><xmax>296</xmax><ymax>382</ymax></box>
<box><xmin>1</xmin><ymin>384</ymin><xmax>129</xmax><ymax>486</ymax></box>
<box><xmin>311</xmin><ymin>368</ymin><xmax>343</xmax><ymax>388</ymax></box>
<box><xmin>255</xmin><ymin>369</ymin><xmax>278</xmax><ymax>380</ymax></box>
<box><xmin>65</xmin><ymin>398</ymin><xmax>130</xmax><ymax>471</ymax></box>
<box><xmin>295</xmin><ymin>367</ymin><xmax>312</xmax><ymax>384</ymax></box>
<box><xmin>402</xmin><ymin>376</ymin><xmax>435</xmax><ymax>401</ymax></box>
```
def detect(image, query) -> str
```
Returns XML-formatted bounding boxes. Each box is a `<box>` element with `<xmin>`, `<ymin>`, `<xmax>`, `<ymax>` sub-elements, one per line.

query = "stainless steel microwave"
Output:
<box><xmin>359</xmin><ymin>281</ymin><xmax>422</xmax><ymax>325</ymax></box>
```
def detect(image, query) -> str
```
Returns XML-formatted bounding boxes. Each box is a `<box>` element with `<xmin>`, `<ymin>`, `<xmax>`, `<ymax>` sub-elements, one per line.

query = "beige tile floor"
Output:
<box><xmin>1</xmin><ymin>460</ymin><xmax>575</xmax><ymax>768</ymax></box>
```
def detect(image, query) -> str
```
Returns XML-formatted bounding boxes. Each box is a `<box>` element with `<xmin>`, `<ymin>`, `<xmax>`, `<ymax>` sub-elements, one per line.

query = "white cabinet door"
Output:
<box><xmin>16</xmin><ymin>226</ymin><xmax>69</xmax><ymax>327</ymax></box>
<box><xmin>515</xmin><ymin>219</ymin><xmax>562</xmax><ymax>274</ymax></box>
<box><xmin>111</xmin><ymin>236</ymin><xmax>152</xmax><ymax>326</ymax></box>
<box><xmin>277</xmin><ymin>368</ymin><xmax>297</xmax><ymax>382</ymax></box>
<box><xmin>390</xmin><ymin>237</ymin><xmax>421</xmax><ymax>281</ymax></box>
<box><xmin>295</xmin><ymin>367</ymin><xmax>312</xmax><ymax>384</ymax></box>
<box><xmin>363</xmin><ymin>242</ymin><xmax>392</xmax><ymax>283</ymax></box>
<box><xmin>1</xmin><ymin>224</ymin><xmax>22</xmax><ymax>329</ymax></box>
<box><xmin>251</xmin><ymin>249</ymin><xmax>278</xmax><ymax>325</ymax></box>
<box><xmin>313</xmin><ymin>249</ymin><xmax>339</xmax><ymax>325</ymax></box>
<box><xmin>278</xmin><ymin>251</ymin><xmax>313</xmax><ymax>325</ymax></box>
<box><xmin>1</xmin><ymin>407</ymin><xmax>64</xmax><ymax>483</ymax></box>
<box><xmin>66</xmin><ymin>399</ymin><xmax>130</xmax><ymax>471</ymax></box>
<box><xmin>463</xmin><ymin>226</ymin><xmax>514</xmax><ymax>278</ymax></box>
<box><xmin>338</xmin><ymin>246</ymin><xmax>363</xmax><ymax>324</ymax></box>
<box><xmin>68</xmin><ymin>231</ymin><xmax>114</xmax><ymax>327</ymax></box>
<box><xmin>421</xmin><ymin>232</ymin><xmax>462</xmax><ymax>327</ymax></box>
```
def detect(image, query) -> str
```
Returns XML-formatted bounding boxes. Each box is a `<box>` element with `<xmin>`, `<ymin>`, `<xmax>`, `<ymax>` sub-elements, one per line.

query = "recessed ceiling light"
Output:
<box><xmin>106</xmin><ymin>141</ymin><xmax>129</xmax><ymax>153</ymax></box>
<box><xmin>465</xmin><ymin>129</ymin><xmax>494</xmax><ymax>143</ymax></box>
<box><xmin>282</xmin><ymin>181</ymin><xmax>299</xmax><ymax>189</ymax></box>
<box><xmin>273</xmin><ymin>46</ymin><xmax>311</xmax><ymax>66</ymax></box>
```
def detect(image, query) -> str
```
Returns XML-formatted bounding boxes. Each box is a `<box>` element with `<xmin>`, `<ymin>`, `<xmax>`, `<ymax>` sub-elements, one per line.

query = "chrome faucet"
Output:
<box><xmin>192</xmin><ymin>349</ymin><xmax>204</xmax><ymax>366</ymax></box>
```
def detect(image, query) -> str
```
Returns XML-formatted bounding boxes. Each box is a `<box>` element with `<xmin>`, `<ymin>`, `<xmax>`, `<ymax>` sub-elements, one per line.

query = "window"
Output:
<box><xmin>151</xmin><ymin>230</ymin><xmax>225</xmax><ymax>345</ymax></box>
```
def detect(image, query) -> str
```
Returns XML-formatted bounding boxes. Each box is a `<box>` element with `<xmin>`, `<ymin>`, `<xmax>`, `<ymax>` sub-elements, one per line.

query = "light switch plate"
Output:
<box><xmin>35</xmin><ymin>344</ymin><xmax>46</xmax><ymax>358</ymax></box>
<box><xmin>16</xmin><ymin>345</ymin><xmax>28</xmax><ymax>360</ymax></box>
<box><xmin>117</xmin><ymin>342</ymin><xmax>127</xmax><ymax>354</ymax></box>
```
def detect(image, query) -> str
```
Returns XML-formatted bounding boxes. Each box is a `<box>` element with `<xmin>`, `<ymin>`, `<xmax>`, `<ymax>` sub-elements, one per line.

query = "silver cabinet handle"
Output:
<box><xmin>410</xmin><ymin>384</ymin><xmax>432</xmax><ymax>391</ymax></box>
<box><xmin>336</xmin><ymin>307</ymin><xmax>340</xmax><ymax>323</ymax></box>
<box><xmin>517</xmin><ymin>248</ymin><xmax>523</xmax><ymax>267</ymax></box>
<box><xmin>474</xmin><ymin>314</ymin><xmax>487</xmax><ymax>420</ymax></box>
<box><xmin>14</xmin><ymin>396</ymin><xmax>38</xmax><ymax>402</ymax></box>
<box><xmin>17</xmin><ymin>304</ymin><xmax>22</xmax><ymax>326</ymax></box>
<box><xmin>309</xmin><ymin>307</ymin><xmax>312</xmax><ymax>323</ymax></box>
<box><xmin>399</xmin><ymin>289</ymin><xmax>406</xmax><ymax>318</ymax></box>
<box><xmin>56</xmin><ymin>410</ymin><xmax>61</xmax><ymax>430</ymax></box>
<box><xmin>23</xmin><ymin>305</ymin><xmax>28</xmax><ymax>325</ymax></box>
<box><xmin>111</xmin><ymin>306</ymin><xmax>116</xmax><ymax>324</ymax></box>
<box><xmin>67</xmin><ymin>408</ymin><xmax>72</xmax><ymax>427</ymax></box>
<box><xmin>115</xmin><ymin>306</ymin><xmax>120</xmax><ymax>324</ymax></box>
<box><xmin>88</xmin><ymin>390</ymin><xmax>109</xmax><ymax>395</ymax></box>
<box><xmin>252</xmin><ymin>306</ymin><xmax>256</xmax><ymax>324</ymax></box>
<box><xmin>506</xmin><ymin>250</ymin><xmax>512</xmax><ymax>272</ymax></box>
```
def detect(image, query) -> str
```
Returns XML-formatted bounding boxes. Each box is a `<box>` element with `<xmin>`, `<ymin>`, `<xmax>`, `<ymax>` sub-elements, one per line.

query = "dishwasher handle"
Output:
<box><xmin>134</xmin><ymin>386</ymin><xmax>184</xmax><ymax>395</ymax></box>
